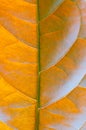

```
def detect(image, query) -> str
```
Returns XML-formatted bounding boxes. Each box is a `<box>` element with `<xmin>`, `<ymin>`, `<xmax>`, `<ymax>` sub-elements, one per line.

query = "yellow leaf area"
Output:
<box><xmin>0</xmin><ymin>0</ymin><xmax>37</xmax><ymax>129</ymax></box>
<box><xmin>0</xmin><ymin>0</ymin><xmax>86</xmax><ymax>130</ymax></box>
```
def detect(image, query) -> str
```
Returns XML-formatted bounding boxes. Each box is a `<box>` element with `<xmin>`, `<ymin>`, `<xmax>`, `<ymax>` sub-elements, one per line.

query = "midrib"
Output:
<box><xmin>36</xmin><ymin>0</ymin><xmax>40</xmax><ymax>129</ymax></box>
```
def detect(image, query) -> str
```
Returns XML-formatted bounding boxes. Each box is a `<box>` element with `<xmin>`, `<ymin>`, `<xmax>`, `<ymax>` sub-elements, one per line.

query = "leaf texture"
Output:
<box><xmin>40</xmin><ymin>0</ymin><xmax>81</xmax><ymax>70</ymax></box>
<box><xmin>0</xmin><ymin>0</ymin><xmax>37</xmax><ymax>130</ymax></box>
<box><xmin>0</xmin><ymin>0</ymin><xmax>86</xmax><ymax>130</ymax></box>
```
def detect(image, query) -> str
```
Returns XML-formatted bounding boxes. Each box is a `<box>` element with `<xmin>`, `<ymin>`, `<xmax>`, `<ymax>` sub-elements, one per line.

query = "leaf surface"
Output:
<box><xmin>0</xmin><ymin>0</ymin><xmax>86</xmax><ymax>130</ymax></box>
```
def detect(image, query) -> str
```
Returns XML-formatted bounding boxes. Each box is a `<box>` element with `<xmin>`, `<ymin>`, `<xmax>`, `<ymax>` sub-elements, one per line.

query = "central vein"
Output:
<box><xmin>36</xmin><ymin>0</ymin><xmax>40</xmax><ymax>129</ymax></box>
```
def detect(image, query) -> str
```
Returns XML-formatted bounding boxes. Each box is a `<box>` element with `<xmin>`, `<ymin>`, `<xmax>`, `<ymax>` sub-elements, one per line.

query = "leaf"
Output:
<box><xmin>0</xmin><ymin>0</ymin><xmax>86</xmax><ymax>130</ymax></box>
<box><xmin>40</xmin><ymin>0</ymin><xmax>81</xmax><ymax>70</ymax></box>
<box><xmin>76</xmin><ymin>0</ymin><xmax>86</xmax><ymax>38</ymax></box>
<box><xmin>0</xmin><ymin>0</ymin><xmax>37</xmax><ymax>129</ymax></box>
<box><xmin>40</xmin><ymin>38</ymin><xmax>86</xmax><ymax>107</ymax></box>
<box><xmin>40</xmin><ymin>87</ymin><xmax>86</xmax><ymax>129</ymax></box>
